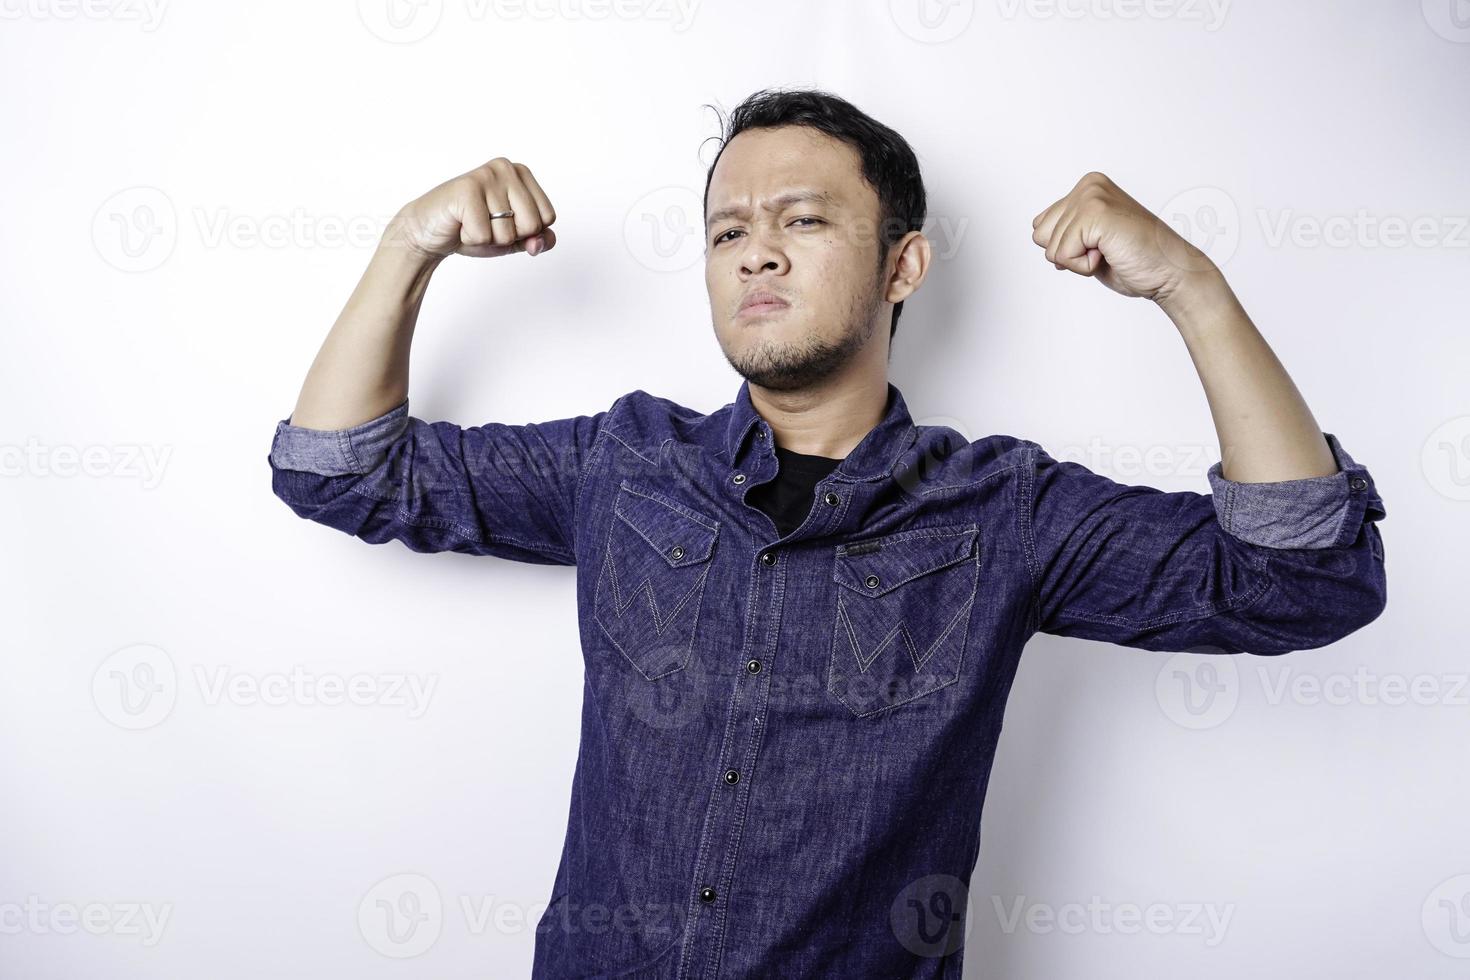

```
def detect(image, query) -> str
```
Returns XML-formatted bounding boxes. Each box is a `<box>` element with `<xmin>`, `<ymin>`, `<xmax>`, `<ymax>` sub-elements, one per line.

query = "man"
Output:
<box><xmin>267</xmin><ymin>88</ymin><xmax>1387</xmax><ymax>978</ymax></box>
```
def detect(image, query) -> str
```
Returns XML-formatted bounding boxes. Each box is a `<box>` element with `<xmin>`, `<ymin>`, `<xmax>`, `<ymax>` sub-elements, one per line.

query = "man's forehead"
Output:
<box><xmin>705</xmin><ymin>187</ymin><xmax>845</xmax><ymax>226</ymax></box>
<box><xmin>706</xmin><ymin>129</ymin><xmax>866</xmax><ymax>219</ymax></box>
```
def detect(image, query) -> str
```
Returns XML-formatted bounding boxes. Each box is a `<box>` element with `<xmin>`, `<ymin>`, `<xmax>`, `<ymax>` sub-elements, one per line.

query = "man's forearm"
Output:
<box><xmin>1029</xmin><ymin>172</ymin><xmax>1345</xmax><ymax>485</ymax></box>
<box><xmin>1158</xmin><ymin>269</ymin><xmax>1339</xmax><ymax>484</ymax></box>
<box><xmin>286</xmin><ymin>224</ymin><xmax>445</xmax><ymax>431</ymax></box>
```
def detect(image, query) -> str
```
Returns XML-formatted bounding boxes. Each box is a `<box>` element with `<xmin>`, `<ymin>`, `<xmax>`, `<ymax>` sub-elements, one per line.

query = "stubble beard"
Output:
<box><xmin>719</xmin><ymin>272</ymin><xmax>886</xmax><ymax>394</ymax></box>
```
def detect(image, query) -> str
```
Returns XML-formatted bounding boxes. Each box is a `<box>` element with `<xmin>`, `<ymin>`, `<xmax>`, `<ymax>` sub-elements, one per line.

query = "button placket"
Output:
<box><xmin>678</xmin><ymin>537</ymin><xmax>782</xmax><ymax>979</ymax></box>
<box><xmin>810</xmin><ymin>478</ymin><xmax>853</xmax><ymax>540</ymax></box>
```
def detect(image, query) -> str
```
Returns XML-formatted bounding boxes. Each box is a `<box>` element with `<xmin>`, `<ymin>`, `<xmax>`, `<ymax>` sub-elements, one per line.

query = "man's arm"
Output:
<box><xmin>268</xmin><ymin>158</ymin><xmax>611</xmax><ymax>564</ymax></box>
<box><xmin>1023</xmin><ymin>435</ymin><xmax>1385</xmax><ymax>653</ymax></box>
<box><xmin>1155</xmin><ymin>272</ymin><xmax>1338</xmax><ymax>484</ymax></box>
<box><xmin>1022</xmin><ymin>172</ymin><xmax>1387</xmax><ymax>653</ymax></box>
<box><xmin>286</xmin><ymin>157</ymin><xmax>556</xmax><ymax>431</ymax></box>
<box><xmin>1031</xmin><ymin>171</ymin><xmax>1338</xmax><ymax>484</ymax></box>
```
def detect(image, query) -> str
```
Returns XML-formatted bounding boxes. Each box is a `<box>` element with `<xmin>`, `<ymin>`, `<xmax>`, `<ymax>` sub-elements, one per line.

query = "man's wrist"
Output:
<box><xmin>1156</xmin><ymin>263</ymin><xmax>1239</xmax><ymax>334</ymax></box>
<box><xmin>379</xmin><ymin>212</ymin><xmax>450</xmax><ymax>273</ymax></box>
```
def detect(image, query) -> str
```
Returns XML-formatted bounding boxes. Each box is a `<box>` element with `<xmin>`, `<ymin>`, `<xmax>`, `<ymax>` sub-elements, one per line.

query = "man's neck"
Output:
<box><xmin>748</xmin><ymin>370</ymin><xmax>888</xmax><ymax>460</ymax></box>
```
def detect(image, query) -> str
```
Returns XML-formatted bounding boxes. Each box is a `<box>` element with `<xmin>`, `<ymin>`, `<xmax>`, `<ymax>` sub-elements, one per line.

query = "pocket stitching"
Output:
<box><xmin>840</xmin><ymin>528</ymin><xmax>976</xmax><ymax>599</ymax></box>
<box><xmin>594</xmin><ymin>484</ymin><xmax>720</xmax><ymax>681</ymax></box>
<box><xmin>614</xmin><ymin>480</ymin><xmax>720</xmax><ymax>566</ymax></box>
<box><xmin>833</xmin><ymin>524</ymin><xmax>979</xmax><ymax>597</ymax></box>
<box><xmin>828</xmin><ymin>527</ymin><xmax>981</xmax><ymax>718</ymax></box>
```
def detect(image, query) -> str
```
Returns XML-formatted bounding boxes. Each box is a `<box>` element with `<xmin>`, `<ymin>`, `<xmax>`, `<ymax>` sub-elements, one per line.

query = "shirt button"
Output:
<box><xmin>823</xmin><ymin>491</ymin><xmax>839</xmax><ymax>506</ymax></box>
<box><xmin>670</xmin><ymin>546</ymin><xmax>684</xmax><ymax>560</ymax></box>
<box><xmin>732</xmin><ymin>473</ymin><xmax>746</xmax><ymax>485</ymax></box>
<box><xmin>759</xmin><ymin>551</ymin><xmax>776</xmax><ymax>566</ymax></box>
<box><xmin>1349</xmin><ymin>477</ymin><xmax>1367</xmax><ymax>491</ymax></box>
<box><xmin>699</xmin><ymin>886</ymin><xmax>717</xmax><ymax>903</ymax></box>
<box><xmin>865</xmin><ymin>574</ymin><xmax>880</xmax><ymax>589</ymax></box>
<box><xmin>756</xmin><ymin>429</ymin><xmax>766</xmax><ymax>440</ymax></box>
<box><xmin>723</xmin><ymin>769</ymin><xmax>740</xmax><ymax>784</ymax></box>
<box><xmin>746</xmin><ymin>659</ymin><xmax>761</xmax><ymax>673</ymax></box>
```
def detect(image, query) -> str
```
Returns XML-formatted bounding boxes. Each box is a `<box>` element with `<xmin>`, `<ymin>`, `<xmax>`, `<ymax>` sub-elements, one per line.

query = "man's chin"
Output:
<box><xmin>725</xmin><ymin>347</ymin><xmax>842</xmax><ymax>393</ymax></box>
<box><xmin>732</xmin><ymin>311</ymin><xmax>801</xmax><ymax>339</ymax></box>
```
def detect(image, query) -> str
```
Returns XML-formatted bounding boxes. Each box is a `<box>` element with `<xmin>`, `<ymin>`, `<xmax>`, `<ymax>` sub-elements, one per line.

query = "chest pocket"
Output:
<box><xmin>828</xmin><ymin>522</ymin><xmax>980</xmax><ymax>717</ymax></box>
<box><xmin>593</xmin><ymin>481</ymin><xmax>720</xmax><ymax>681</ymax></box>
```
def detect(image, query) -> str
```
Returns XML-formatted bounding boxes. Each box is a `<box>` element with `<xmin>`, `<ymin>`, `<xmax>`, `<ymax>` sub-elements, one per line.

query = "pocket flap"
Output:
<box><xmin>614</xmin><ymin>482</ymin><xmax>719</xmax><ymax>568</ymax></box>
<box><xmin>833</xmin><ymin>523</ymin><xmax>978</xmax><ymax>597</ymax></box>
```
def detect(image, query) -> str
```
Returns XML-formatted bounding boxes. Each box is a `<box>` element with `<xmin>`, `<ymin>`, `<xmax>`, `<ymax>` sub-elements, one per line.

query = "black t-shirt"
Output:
<box><xmin>747</xmin><ymin>445</ymin><xmax>843</xmax><ymax>538</ymax></box>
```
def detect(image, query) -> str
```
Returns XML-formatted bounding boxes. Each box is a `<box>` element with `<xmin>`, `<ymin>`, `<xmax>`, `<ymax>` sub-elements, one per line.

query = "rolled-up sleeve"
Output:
<box><xmin>1022</xmin><ymin>430</ymin><xmax>1387</xmax><ymax>655</ymax></box>
<box><xmin>269</xmin><ymin>399</ymin><xmax>411</xmax><ymax>476</ymax></box>
<box><xmin>1206</xmin><ymin>432</ymin><xmax>1381</xmax><ymax>550</ymax></box>
<box><xmin>267</xmin><ymin>396</ymin><xmax>616</xmax><ymax>565</ymax></box>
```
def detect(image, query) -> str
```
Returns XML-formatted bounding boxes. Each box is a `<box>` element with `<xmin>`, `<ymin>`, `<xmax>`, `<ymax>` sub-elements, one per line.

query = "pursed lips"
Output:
<box><xmin>737</xmin><ymin>294</ymin><xmax>791</xmax><ymax>318</ymax></box>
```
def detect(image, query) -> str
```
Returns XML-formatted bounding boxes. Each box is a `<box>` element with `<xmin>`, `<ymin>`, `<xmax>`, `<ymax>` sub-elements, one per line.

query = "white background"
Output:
<box><xmin>2</xmin><ymin>1</ymin><xmax>1466</xmax><ymax>977</ymax></box>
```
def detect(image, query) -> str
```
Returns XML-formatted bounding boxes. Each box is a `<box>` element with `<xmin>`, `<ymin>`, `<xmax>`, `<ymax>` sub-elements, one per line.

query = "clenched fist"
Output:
<box><xmin>386</xmin><ymin>157</ymin><xmax>558</xmax><ymax>260</ymax></box>
<box><xmin>1031</xmin><ymin>171</ymin><xmax>1217</xmax><ymax>305</ymax></box>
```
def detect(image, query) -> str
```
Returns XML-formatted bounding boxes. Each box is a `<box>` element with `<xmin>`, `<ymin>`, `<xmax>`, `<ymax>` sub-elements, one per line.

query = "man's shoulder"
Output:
<box><xmin>601</xmin><ymin>387</ymin><xmax>731</xmax><ymax>455</ymax></box>
<box><xmin>609</xmin><ymin>387</ymin><xmax>721</xmax><ymax>419</ymax></box>
<box><xmin>910</xmin><ymin>422</ymin><xmax>1037</xmax><ymax>477</ymax></box>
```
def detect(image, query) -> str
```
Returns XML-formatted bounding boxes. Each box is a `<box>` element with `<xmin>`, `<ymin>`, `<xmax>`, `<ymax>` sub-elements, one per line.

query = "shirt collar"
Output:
<box><xmin>723</xmin><ymin>378</ymin><xmax>918</xmax><ymax>483</ymax></box>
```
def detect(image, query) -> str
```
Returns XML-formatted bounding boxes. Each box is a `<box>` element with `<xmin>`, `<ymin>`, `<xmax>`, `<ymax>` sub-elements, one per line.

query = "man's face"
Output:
<box><xmin>704</xmin><ymin>125</ymin><xmax>890</xmax><ymax>392</ymax></box>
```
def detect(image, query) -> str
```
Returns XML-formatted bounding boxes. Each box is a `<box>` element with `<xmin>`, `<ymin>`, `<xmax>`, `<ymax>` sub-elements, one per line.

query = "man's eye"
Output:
<box><xmin>712</xmin><ymin>218</ymin><xmax>823</xmax><ymax>246</ymax></box>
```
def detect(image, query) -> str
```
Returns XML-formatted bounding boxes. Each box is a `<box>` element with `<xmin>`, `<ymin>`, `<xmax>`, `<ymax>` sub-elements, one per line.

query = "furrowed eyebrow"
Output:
<box><xmin>706</xmin><ymin>190</ymin><xmax>840</xmax><ymax>229</ymax></box>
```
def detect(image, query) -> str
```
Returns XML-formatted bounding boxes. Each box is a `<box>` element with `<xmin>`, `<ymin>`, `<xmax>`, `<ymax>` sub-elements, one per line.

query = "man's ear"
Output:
<box><xmin>885</xmin><ymin>231</ymin><xmax>931</xmax><ymax>305</ymax></box>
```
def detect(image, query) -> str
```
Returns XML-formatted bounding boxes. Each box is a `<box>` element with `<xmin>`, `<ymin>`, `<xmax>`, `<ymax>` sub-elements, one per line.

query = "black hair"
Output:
<box><xmin>701</xmin><ymin>87</ymin><xmax>927</xmax><ymax>341</ymax></box>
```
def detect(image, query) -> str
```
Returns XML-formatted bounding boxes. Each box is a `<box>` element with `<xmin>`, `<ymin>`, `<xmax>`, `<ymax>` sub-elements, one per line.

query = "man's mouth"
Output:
<box><xmin>738</xmin><ymin>301</ymin><xmax>790</xmax><ymax>318</ymax></box>
<box><xmin>737</xmin><ymin>291</ymin><xmax>792</xmax><ymax>318</ymax></box>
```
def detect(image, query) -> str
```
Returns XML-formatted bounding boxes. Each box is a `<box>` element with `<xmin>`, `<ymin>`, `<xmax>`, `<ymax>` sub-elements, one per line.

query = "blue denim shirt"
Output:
<box><xmin>268</xmin><ymin>380</ymin><xmax>1387</xmax><ymax>978</ymax></box>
